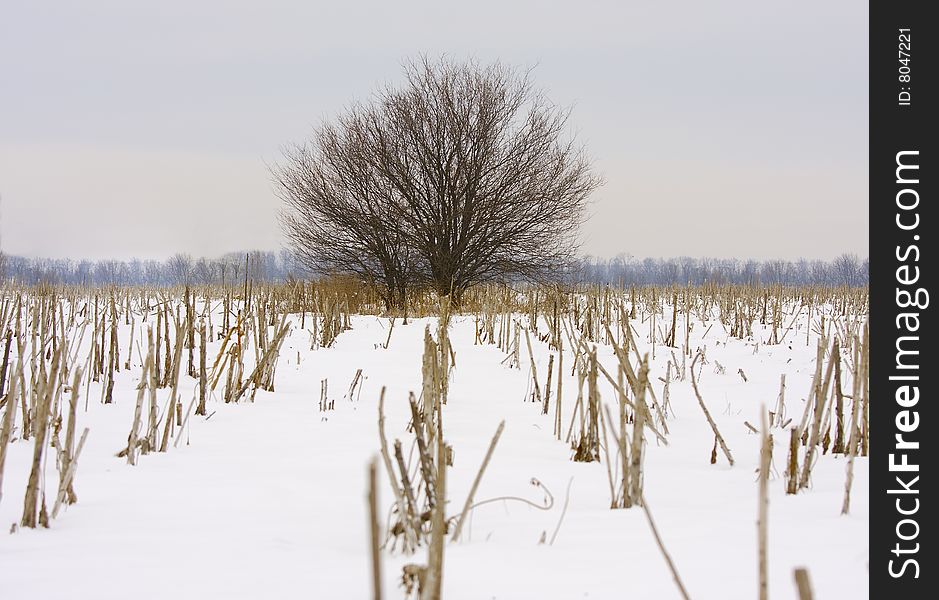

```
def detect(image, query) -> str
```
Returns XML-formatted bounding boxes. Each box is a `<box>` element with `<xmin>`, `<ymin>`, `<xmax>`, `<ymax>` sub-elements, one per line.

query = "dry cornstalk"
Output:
<box><xmin>524</xmin><ymin>327</ymin><xmax>542</xmax><ymax>405</ymax></box>
<box><xmin>785</xmin><ymin>427</ymin><xmax>800</xmax><ymax>495</ymax></box>
<box><xmin>196</xmin><ymin>319</ymin><xmax>207</xmax><ymax>416</ymax></box>
<box><xmin>377</xmin><ymin>388</ymin><xmax>416</xmax><ymax>552</ymax></box>
<box><xmin>542</xmin><ymin>354</ymin><xmax>554</xmax><ymax>415</ymax></box>
<box><xmin>799</xmin><ymin>339</ymin><xmax>837</xmax><ymax>490</ymax></box>
<box><xmin>147</xmin><ymin>328</ymin><xmax>159</xmax><ymax>452</ymax></box>
<box><xmin>0</xmin><ymin>364</ymin><xmax>19</xmax><ymax>506</ymax></box>
<box><xmin>235</xmin><ymin>321</ymin><xmax>291</xmax><ymax>400</ymax></box>
<box><xmin>368</xmin><ymin>457</ymin><xmax>383</xmax><ymax>600</ymax></box>
<box><xmin>616</xmin><ymin>366</ymin><xmax>630</xmax><ymax>508</ymax></box>
<box><xmin>408</xmin><ymin>393</ymin><xmax>437</xmax><ymax>508</ymax></box>
<box><xmin>773</xmin><ymin>373</ymin><xmax>786</xmax><ymax>427</ymax></box>
<box><xmin>159</xmin><ymin>322</ymin><xmax>185</xmax><ymax>452</ymax></box>
<box><xmin>450</xmin><ymin>419</ymin><xmax>505</xmax><ymax>542</ymax></box>
<box><xmin>757</xmin><ymin>406</ymin><xmax>772</xmax><ymax>600</ymax></box>
<box><xmin>793</xmin><ymin>568</ymin><xmax>814</xmax><ymax>600</ymax></box>
<box><xmin>555</xmin><ymin>338</ymin><xmax>564</xmax><ymax>439</ymax></box>
<box><xmin>841</xmin><ymin>334</ymin><xmax>863</xmax><ymax>514</ymax></box>
<box><xmin>604</xmin><ymin>323</ymin><xmax>669</xmax><ymax>439</ymax></box>
<box><xmin>628</xmin><ymin>356</ymin><xmax>649</xmax><ymax>505</ymax></box>
<box><xmin>859</xmin><ymin>320</ymin><xmax>870</xmax><ymax>456</ymax></box>
<box><xmin>422</xmin><ymin>403</ymin><xmax>447</xmax><ymax>600</ymax></box>
<box><xmin>797</xmin><ymin>339</ymin><xmax>826</xmax><ymax>435</ymax></box>
<box><xmin>690</xmin><ymin>351</ymin><xmax>734</xmax><ymax>466</ymax></box>
<box><xmin>173</xmin><ymin>395</ymin><xmax>198</xmax><ymax>449</ymax></box>
<box><xmin>640</xmin><ymin>493</ymin><xmax>692</xmax><ymax>600</ymax></box>
<box><xmin>22</xmin><ymin>347</ymin><xmax>62</xmax><ymax>528</ymax></box>
<box><xmin>393</xmin><ymin>440</ymin><xmax>423</xmax><ymax>540</ymax></box>
<box><xmin>126</xmin><ymin>357</ymin><xmax>149</xmax><ymax>465</ymax></box>
<box><xmin>51</xmin><ymin>427</ymin><xmax>90</xmax><ymax>519</ymax></box>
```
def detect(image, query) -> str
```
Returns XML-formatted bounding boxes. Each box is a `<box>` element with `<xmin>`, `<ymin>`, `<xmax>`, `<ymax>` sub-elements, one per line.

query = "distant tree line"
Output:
<box><xmin>571</xmin><ymin>253</ymin><xmax>869</xmax><ymax>287</ymax></box>
<box><xmin>1</xmin><ymin>251</ymin><xmax>867</xmax><ymax>288</ymax></box>
<box><xmin>0</xmin><ymin>250</ymin><xmax>300</xmax><ymax>287</ymax></box>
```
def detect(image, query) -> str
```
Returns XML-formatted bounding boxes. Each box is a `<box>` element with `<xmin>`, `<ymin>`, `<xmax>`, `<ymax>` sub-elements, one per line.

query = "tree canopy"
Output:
<box><xmin>276</xmin><ymin>56</ymin><xmax>601</xmax><ymax>308</ymax></box>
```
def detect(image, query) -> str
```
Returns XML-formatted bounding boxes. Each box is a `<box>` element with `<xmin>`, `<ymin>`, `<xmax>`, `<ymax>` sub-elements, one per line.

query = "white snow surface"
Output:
<box><xmin>0</xmin><ymin>311</ymin><xmax>868</xmax><ymax>599</ymax></box>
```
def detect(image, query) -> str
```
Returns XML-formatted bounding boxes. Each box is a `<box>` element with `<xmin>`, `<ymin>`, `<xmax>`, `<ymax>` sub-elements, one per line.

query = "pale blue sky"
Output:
<box><xmin>0</xmin><ymin>1</ymin><xmax>868</xmax><ymax>261</ymax></box>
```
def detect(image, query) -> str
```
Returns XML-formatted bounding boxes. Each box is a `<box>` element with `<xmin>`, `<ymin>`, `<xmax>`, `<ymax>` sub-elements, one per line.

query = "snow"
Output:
<box><xmin>0</xmin><ymin>307</ymin><xmax>868</xmax><ymax>599</ymax></box>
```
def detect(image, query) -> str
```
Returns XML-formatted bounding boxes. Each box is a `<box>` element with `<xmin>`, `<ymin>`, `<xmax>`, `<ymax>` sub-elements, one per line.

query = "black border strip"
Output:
<box><xmin>871</xmin><ymin>1</ymin><xmax>934</xmax><ymax>596</ymax></box>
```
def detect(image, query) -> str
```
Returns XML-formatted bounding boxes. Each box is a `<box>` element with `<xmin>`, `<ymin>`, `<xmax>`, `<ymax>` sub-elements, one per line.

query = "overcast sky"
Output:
<box><xmin>0</xmin><ymin>1</ymin><xmax>868</xmax><ymax>262</ymax></box>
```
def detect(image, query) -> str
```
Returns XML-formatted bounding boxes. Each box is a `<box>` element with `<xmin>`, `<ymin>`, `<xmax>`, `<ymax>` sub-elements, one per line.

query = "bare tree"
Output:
<box><xmin>276</xmin><ymin>129</ymin><xmax>414</xmax><ymax>308</ymax></box>
<box><xmin>276</xmin><ymin>56</ymin><xmax>601</xmax><ymax>307</ymax></box>
<box><xmin>167</xmin><ymin>253</ymin><xmax>193</xmax><ymax>286</ymax></box>
<box><xmin>833</xmin><ymin>253</ymin><xmax>860</xmax><ymax>286</ymax></box>
<box><xmin>95</xmin><ymin>260</ymin><xmax>124</xmax><ymax>286</ymax></box>
<box><xmin>194</xmin><ymin>258</ymin><xmax>214</xmax><ymax>286</ymax></box>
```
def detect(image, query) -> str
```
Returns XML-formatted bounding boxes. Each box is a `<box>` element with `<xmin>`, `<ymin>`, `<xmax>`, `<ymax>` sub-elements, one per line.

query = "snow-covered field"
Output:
<box><xmin>0</xmin><ymin>301</ymin><xmax>868</xmax><ymax>599</ymax></box>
